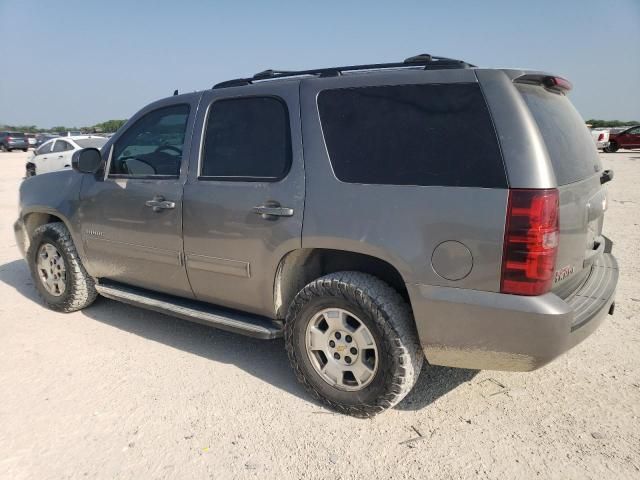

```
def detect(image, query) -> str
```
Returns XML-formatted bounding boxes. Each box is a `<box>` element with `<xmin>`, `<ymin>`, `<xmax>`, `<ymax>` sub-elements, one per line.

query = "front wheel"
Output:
<box><xmin>285</xmin><ymin>272</ymin><xmax>423</xmax><ymax>417</ymax></box>
<box><xmin>27</xmin><ymin>222</ymin><xmax>97</xmax><ymax>312</ymax></box>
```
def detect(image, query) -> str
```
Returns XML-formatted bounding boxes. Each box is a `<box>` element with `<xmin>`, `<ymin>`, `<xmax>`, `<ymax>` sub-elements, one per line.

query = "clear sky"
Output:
<box><xmin>1</xmin><ymin>0</ymin><xmax>639</xmax><ymax>128</ymax></box>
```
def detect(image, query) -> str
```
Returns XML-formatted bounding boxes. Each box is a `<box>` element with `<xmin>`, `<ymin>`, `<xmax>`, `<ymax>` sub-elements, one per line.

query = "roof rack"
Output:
<box><xmin>212</xmin><ymin>54</ymin><xmax>475</xmax><ymax>89</ymax></box>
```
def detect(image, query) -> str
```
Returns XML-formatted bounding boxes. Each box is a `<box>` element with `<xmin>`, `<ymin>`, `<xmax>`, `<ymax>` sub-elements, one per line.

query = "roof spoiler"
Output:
<box><xmin>513</xmin><ymin>73</ymin><xmax>572</xmax><ymax>92</ymax></box>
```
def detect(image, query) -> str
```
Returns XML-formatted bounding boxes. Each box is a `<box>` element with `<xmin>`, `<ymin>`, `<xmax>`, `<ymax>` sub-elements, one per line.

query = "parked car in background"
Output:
<box><xmin>25</xmin><ymin>134</ymin><xmax>37</xmax><ymax>149</ymax></box>
<box><xmin>26</xmin><ymin>136</ymin><xmax>107</xmax><ymax>176</ymax></box>
<box><xmin>0</xmin><ymin>131</ymin><xmax>29</xmax><ymax>152</ymax></box>
<box><xmin>605</xmin><ymin>125</ymin><xmax>640</xmax><ymax>152</ymax></box>
<box><xmin>35</xmin><ymin>133</ymin><xmax>59</xmax><ymax>148</ymax></box>
<box><xmin>590</xmin><ymin>128</ymin><xmax>610</xmax><ymax>151</ymax></box>
<box><xmin>15</xmin><ymin>55</ymin><xmax>618</xmax><ymax>416</ymax></box>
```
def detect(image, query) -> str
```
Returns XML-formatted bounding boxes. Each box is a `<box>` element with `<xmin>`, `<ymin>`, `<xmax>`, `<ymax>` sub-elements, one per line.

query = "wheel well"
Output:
<box><xmin>273</xmin><ymin>248</ymin><xmax>409</xmax><ymax>319</ymax></box>
<box><xmin>23</xmin><ymin>212</ymin><xmax>64</xmax><ymax>238</ymax></box>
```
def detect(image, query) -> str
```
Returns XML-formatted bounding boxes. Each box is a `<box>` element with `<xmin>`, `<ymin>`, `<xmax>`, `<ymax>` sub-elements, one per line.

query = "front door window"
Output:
<box><xmin>109</xmin><ymin>104</ymin><xmax>190</xmax><ymax>177</ymax></box>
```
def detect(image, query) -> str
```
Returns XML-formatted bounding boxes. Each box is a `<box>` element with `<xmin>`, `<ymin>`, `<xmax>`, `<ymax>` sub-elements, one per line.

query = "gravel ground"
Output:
<box><xmin>0</xmin><ymin>150</ymin><xmax>639</xmax><ymax>480</ymax></box>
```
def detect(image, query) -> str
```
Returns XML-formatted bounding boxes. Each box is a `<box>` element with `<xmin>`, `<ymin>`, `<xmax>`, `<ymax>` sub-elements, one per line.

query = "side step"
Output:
<box><xmin>95</xmin><ymin>281</ymin><xmax>283</xmax><ymax>339</ymax></box>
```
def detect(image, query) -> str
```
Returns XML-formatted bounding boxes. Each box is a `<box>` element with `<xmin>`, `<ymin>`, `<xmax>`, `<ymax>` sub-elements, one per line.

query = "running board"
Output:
<box><xmin>95</xmin><ymin>281</ymin><xmax>283</xmax><ymax>339</ymax></box>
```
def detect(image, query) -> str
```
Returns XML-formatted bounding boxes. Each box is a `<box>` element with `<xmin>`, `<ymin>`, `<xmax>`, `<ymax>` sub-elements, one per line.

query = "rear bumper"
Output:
<box><xmin>408</xmin><ymin>253</ymin><xmax>618</xmax><ymax>371</ymax></box>
<box><xmin>596</xmin><ymin>141</ymin><xmax>610</xmax><ymax>150</ymax></box>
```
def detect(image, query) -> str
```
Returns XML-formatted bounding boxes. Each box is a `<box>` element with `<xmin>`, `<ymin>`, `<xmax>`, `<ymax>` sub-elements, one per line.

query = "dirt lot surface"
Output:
<box><xmin>1</xmin><ymin>150</ymin><xmax>639</xmax><ymax>480</ymax></box>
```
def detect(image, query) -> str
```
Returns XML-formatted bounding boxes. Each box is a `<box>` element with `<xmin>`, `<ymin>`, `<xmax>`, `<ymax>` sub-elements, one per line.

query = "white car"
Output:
<box><xmin>26</xmin><ymin>136</ymin><xmax>107</xmax><ymax>176</ymax></box>
<box><xmin>590</xmin><ymin>128</ymin><xmax>610</xmax><ymax>151</ymax></box>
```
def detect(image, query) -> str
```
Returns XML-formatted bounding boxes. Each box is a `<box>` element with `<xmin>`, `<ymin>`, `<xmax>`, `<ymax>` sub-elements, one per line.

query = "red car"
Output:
<box><xmin>605</xmin><ymin>125</ymin><xmax>640</xmax><ymax>152</ymax></box>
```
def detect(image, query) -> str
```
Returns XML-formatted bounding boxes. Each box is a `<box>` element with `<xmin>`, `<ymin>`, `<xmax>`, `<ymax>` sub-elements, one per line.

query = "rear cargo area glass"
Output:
<box><xmin>318</xmin><ymin>83</ymin><xmax>506</xmax><ymax>187</ymax></box>
<box><xmin>517</xmin><ymin>84</ymin><xmax>601</xmax><ymax>185</ymax></box>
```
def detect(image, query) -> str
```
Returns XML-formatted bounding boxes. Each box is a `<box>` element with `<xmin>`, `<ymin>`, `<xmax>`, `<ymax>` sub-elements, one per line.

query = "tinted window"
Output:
<box><xmin>110</xmin><ymin>104</ymin><xmax>189</xmax><ymax>177</ymax></box>
<box><xmin>36</xmin><ymin>141</ymin><xmax>53</xmax><ymax>155</ymax></box>
<box><xmin>318</xmin><ymin>83</ymin><xmax>506</xmax><ymax>187</ymax></box>
<box><xmin>9</xmin><ymin>132</ymin><xmax>25</xmax><ymax>138</ymax></box>
<box><xmin>52</xmin><ymin>141</ymin><xmax>71</xmax><ymax>152</ymax></box>
<box><xmin>75</xmin><ymin>138</ymin><xmax>107</xmax><ymax>149</ymax></box>
<box><xmin>201</xmin><ymin>97</ymin><xmax>291</xmax><ymax>180</ymax></box>
<box><xmin>517</xmin><ymin>84</ymin><xmax>601</xmax><ymax>185</ymax></box>
<box><xmin>628</xmin><ymin>127</ymin><xmax>640</xmax><ymax>135</ymax></box>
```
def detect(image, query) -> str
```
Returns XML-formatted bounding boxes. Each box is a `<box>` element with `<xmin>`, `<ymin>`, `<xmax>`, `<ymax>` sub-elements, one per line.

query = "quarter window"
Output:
<box><xmin>110</xmin><ymin>104</ymin><xmax>190</xmax><ymax>177</ymax></box>
<box><xmin>200</xmin><ymin>97</ymin><xmax>291</xmax><ymax>181</ymax></box>
<box><xmin>318</xmin><ymin>83</ymin><xmax>506</xmax><ymax>187</ymax></box>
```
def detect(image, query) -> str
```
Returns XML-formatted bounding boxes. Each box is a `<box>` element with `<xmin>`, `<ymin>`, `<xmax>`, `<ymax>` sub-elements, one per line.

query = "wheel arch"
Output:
<box><xmin>273</xmin><ymin>248</ymin><xmax>410</xmax><ymax>320</ymax></box>
<box><xmin>20</xmin><ymin>208</ymin><xmax>87</xmax><ymax>263</ymax></box>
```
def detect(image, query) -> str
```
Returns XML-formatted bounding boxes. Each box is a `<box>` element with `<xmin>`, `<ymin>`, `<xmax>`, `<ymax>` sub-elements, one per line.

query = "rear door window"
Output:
<box><xmin>317</xmin><ymin>83</ymin><xmax>506</xmax><ymax>187</ymax></box>
<box><xmin>200</xmin><ymin>96</ymin><xmax>291</xmax><ymax>181</ymax></box>
<box><xmin>517</xmin><ymin>84</ymin><xmax>601</xmax><ymax>185</ymax></box>
<box><xmin>52</xmin><ymin>140</ymin><xmax>72</xmax><ymax>152</ymax></box>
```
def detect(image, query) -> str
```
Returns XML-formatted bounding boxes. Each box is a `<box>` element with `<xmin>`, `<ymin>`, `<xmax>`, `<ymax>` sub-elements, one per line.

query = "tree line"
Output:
<box><xmin>586</xmin><ymin>119</ymin><xmax>640</xmax><ymax>128</ymax></box>
<box><xmin>0</xmin><ymin>119</ymin><xmax>128</xmax><ymax>134</ymax></box>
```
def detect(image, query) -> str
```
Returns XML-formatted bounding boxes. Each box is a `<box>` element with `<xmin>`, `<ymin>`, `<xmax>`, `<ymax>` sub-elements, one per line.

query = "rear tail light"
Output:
<box><xmin>500</xmin><ymin>189</ymin><xmax>559</xmax><ymax>296</ymax></box>
<box><xmin>7</xmin><ymin>136</ymin><xmax>12</xmax><ymax>141</ymax></box>
<box><xmin>597</xmin><ymin>133</ymin><xmax>605</xmax><ymax>142</ymax></box>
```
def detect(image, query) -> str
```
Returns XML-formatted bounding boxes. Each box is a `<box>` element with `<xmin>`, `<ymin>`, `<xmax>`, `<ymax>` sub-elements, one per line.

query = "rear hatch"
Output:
<box><xmin>516</xmin><ymin>82</ymin><xmax>607</xmax><ymax>297</ymax></box>
<box><xmin>8</xmin><ymin>132</ymin><xmax>27</xmax><ymax>145</ymax></box>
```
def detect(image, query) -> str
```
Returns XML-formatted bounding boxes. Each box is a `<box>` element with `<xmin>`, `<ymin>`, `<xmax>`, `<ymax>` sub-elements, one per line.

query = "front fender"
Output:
<box><xmin>18</xmin><ymin>171</ymin><xmax>87</xmax><ymax>260</ymax></box>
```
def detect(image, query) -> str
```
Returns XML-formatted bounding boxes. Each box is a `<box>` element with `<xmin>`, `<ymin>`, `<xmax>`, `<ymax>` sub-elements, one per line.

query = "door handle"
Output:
<box><xmin>145</xmin><ymin>195</ymin><xmax>176</xmax><ymax>212</ymax></box>
<box><xmin>252</xmin><ymin>205</ymin><xmax>294</xmax><ymax>218</ymax></box>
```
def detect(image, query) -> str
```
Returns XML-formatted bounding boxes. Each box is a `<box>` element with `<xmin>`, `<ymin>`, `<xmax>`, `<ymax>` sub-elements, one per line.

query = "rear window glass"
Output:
<box><xmin>517</xmin><ymin>84</ymin><xmax>601</xmax><ymax>185</ymax></box>
<box><xmin>317</xmin><ymin>83</ymin><xmax>506</xmax><ymax>187</ymax></box>
<box><xmin>9</xmin><ymin>132</ymin><xmax>25</xmax><ymax>137</ymax></box>
<box><xmin>75</xmin><ymin>138</ymin><xmax>107</xmax><ymax>149</ymax></box>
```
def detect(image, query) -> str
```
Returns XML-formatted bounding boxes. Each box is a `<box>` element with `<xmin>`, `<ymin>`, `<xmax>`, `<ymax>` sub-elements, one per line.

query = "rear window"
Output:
<box><xmin>75</xmin><ymin>138</ymin><xmax>107</xmax><ymax>149</ymax></box>
<box><xmin>317</xmin><ymin>83</ymin><xmax>506</xmax><ymax>187</ymax></box>
<box><xmin>517</xmin><ymin>84</ymin><xmax>601</xmax><ymax>185</ymax></box>
<box><xmin>9</xmin><ymin>132</ymin><xmax>25</xmax><ymax>138</ymax></box>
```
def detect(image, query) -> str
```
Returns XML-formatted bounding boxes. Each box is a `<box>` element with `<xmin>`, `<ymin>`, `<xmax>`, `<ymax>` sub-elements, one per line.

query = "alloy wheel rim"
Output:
<box><xmin>36</xmin><ymin>243</ymin><xmax>67</xmax><ymax>296</ymax></box>
<box><xmin>305</xmin><ymin>308</ymin><xmax>378</xmax><ymax>391</ymax></box>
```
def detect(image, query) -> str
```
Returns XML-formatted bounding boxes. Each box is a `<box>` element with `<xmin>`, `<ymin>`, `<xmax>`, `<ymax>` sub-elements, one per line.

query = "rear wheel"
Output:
<box><xmin>22</xmin><ymin>148</ymin><xmax>28</xmax><ymax>152</ymax></box>
<box><xmin>27</xmin><ymin>222</ymin><xmax>97</xmax><ymax>312</ymax></box>
<box><xmin>285</xmin><ymin>272</ymin><xmax>423</xmax><ymax>417</ymax></box>
<box><xmin>604</xmin><ymin>141</ymin><xmax>619</xmax><ymax>153</ymax></box>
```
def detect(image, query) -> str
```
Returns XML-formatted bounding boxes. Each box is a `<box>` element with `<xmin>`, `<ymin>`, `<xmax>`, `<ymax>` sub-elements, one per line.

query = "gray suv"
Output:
<box><xmin>14</xmin><ymin>55</ymin><xmax>618</xmax><ymax>416</ymax></box>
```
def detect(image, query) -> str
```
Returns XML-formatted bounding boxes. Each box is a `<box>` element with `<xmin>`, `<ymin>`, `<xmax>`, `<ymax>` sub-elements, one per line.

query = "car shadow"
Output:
<box><xmin>0</xmin><ymin>259</ymin><xmax>476</xmax><ymax>412</ymax></box>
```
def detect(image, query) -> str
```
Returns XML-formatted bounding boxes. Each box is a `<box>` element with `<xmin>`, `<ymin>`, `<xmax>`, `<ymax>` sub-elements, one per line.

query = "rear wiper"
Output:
<box><xmin>600</xmin><ymin>169</ymin><xmax>614</xmax><ymax>185</ymax></box>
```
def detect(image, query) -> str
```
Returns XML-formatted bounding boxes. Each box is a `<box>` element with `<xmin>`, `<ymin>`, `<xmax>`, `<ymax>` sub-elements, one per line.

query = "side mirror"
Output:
<box><xmin>600</xmin><ymin>169</ymin><xmax>614</xmax><ymax>185</ymax></box>
<box><xmin>72</xmin><ymin>148</ymin><xmax>103</xmax><ymax>174</ymax></box>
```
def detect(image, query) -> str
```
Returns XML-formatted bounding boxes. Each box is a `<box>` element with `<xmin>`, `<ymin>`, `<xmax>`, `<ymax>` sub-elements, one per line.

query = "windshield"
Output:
<box><xmin>74</xmin><ymin>138</ymin><xmax>107</xmax><ymax>148</ymax></box>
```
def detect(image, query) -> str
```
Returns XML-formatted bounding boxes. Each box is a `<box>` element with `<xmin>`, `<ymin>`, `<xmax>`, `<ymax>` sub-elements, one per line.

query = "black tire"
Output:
<box><xmin>285</xmin><ymin>271</ymin><xmax>423</xmax><ymax>417</ymax></box>
<box><xmin>27</xmin><ymin>222</ymin><xmax>97</xmax><ymax>312</ymax></box>
<box><xmin>604</xmin><ymin>141</ymin><xmax>619</xmax><ymax>153</ymax></box>
<box><xmin>22</xmin><ymin>148</ymin><xmax>28</xmax><ymax>152</ymax></box>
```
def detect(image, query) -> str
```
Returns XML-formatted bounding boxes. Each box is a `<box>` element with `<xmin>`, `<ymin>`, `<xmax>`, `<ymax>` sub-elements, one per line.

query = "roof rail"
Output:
<box><xmin>212</xmin><ymin>54</ymin><xmax>475</xmax><ymax>89</ymax></box>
